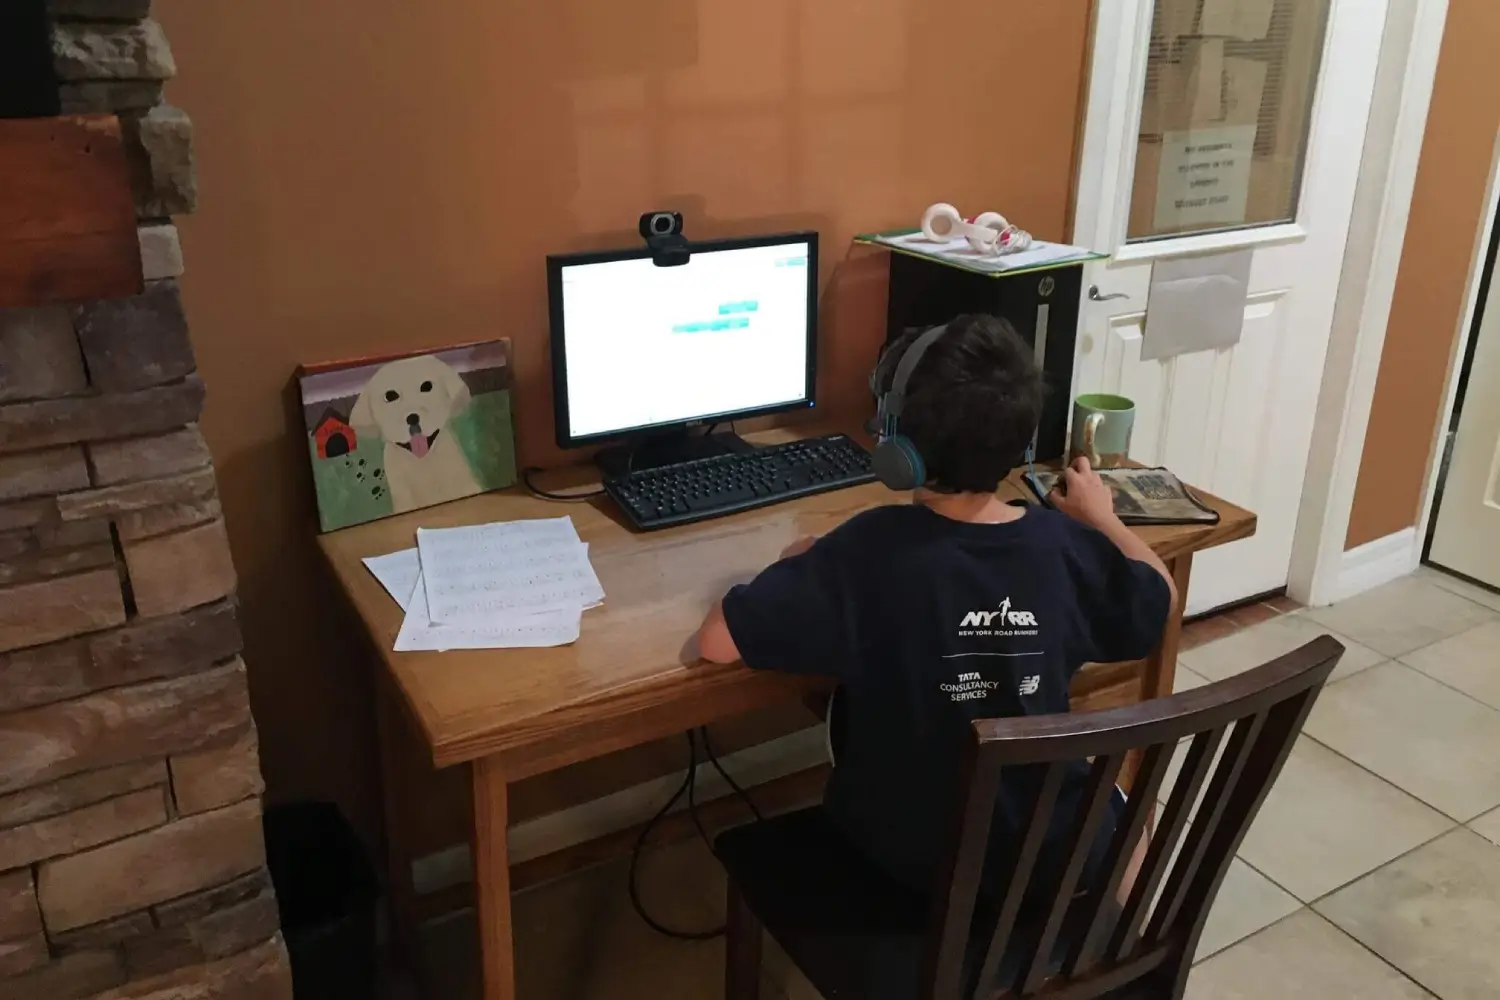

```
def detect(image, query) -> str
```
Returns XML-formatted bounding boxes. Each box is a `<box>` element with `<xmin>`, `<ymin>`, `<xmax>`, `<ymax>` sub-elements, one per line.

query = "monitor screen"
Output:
<box><xmin>549</xmin><ymin>235</ymin><xmax>816</xmax><ymax>445</ymax></box>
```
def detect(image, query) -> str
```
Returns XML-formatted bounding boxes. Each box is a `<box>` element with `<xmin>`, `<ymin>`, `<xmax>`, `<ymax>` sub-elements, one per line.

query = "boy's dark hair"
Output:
<box><xmin>874</xmin><ymin>314</ymin><xmax>1044</xmax><ymax>493</ymax></box>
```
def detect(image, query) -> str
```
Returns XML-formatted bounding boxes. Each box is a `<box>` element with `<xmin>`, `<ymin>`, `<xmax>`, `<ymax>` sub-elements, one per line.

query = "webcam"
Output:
<box><xmin>639</xmin><ymin>210</ymin><xmax>690</xmax><ymax>267</ymax></box>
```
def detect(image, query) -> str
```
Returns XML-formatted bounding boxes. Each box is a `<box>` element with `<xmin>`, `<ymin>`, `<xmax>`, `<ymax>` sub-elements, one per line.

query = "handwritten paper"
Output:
<box><xmin>363</xmin><ymin>549</ymin><xmax>421</xmax><ymax>611</ymax></box>
<box><xmin>394</xmin><ymin>570</ymin><xmax>581</xmax><ymax>652</ymax></box>
<box><xmin>417</xmin><ymin>517</ymin><xmax>604</xmax><ymax>626</ymax></box>
<box><xmin>361</xmin><ymin>516</ymin><xmax>603</xmax><ymax>652</ymax></box>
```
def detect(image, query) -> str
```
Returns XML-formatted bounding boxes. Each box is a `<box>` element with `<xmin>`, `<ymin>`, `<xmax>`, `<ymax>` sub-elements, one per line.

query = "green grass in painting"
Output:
<box><xmin>310</xmin><ymin>436</ymin><xmax>393</xmax><ymax>532</ymax></box>
<box><xmin>450</xmin><ymin>389</ymin><xmax>518</xmax><ymax>490</ymax></box>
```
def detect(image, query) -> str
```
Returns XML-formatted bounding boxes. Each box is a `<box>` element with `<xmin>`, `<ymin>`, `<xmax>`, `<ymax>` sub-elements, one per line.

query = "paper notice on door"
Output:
<box><xmin>1154</xmin><ymin>124</ymin><xmax>1258</xmax><ymax>232</ymax></box>
<box><xmin>1201</xmin><ymin>0</ymin><xmax>1276</xmax><ymax>41</ymax></box>
<box><xmin>1142</xmin><ymin>249</ymin><xmax>1253</xmax><ymax>362</ymax></box>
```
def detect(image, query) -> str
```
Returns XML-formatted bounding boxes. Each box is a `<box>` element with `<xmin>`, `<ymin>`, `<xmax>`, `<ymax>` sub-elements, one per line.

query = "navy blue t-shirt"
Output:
<box><xmin>722</xmin><ymin>504</ymin><xmax>1171</xmax><ymax>899</ymax></box>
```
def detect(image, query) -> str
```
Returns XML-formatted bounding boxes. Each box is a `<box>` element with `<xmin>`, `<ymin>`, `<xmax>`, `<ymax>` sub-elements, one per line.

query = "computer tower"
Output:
<box><xmin>0</xmin><ymin>1</ymin><xmax>60</xmax><ymax>118</ymax></box>
<box><xmin>884</xmin><ymin>253</ymin><xmax>1082</xmax><ymax>462</ymax></box>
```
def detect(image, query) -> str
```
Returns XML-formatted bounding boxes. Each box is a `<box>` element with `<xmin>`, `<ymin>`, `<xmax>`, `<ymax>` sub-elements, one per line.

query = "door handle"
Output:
<box><xmin>1088</xmin><ymin>285</ymin><xmax>1129</xmax><ymax>302</ymax></box>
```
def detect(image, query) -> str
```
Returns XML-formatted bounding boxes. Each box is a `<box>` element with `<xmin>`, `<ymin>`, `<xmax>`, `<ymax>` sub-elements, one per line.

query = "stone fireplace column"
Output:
<box><xmin>0</xmin><ymin>2</ymin><xmax>293</xmax><ymax>998</ymax></box>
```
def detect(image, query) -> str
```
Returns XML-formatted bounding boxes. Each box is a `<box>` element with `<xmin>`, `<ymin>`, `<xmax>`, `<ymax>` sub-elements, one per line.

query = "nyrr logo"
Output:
<box><xmin>959</xmin><ymin>597</ymin><xmax>1038</xmax><ymax>629</ymax></box>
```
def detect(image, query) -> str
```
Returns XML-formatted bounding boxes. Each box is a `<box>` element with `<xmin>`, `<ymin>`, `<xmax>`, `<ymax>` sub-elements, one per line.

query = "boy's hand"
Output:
<box><xmin>780</xmin><ymin>535</ymin><xmax>816</xmax><ymax>560</ymax></box>
<box><xmin>1049</xmin><ymin>457</ymin><xmax>1118</xmax><ymax>529</ymax></box>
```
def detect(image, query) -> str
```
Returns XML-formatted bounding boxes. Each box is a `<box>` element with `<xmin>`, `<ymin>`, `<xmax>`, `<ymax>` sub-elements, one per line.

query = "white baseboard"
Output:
<box><xmin>1331</xmin><ymin>527</ymin><xmax>1421</xmax><ymax>605</ymax></box>
<box><xmin>410</xmin><ymin>726</ymin><xmax>828</xmax><ymax>897</ymax></box>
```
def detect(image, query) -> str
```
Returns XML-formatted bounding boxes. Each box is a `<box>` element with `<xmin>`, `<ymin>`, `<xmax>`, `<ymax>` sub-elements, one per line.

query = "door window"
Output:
<box><xmin>1128</xmin><ymin>0</ymin><xmax>1331</xmax><ymax>242</ymax></box>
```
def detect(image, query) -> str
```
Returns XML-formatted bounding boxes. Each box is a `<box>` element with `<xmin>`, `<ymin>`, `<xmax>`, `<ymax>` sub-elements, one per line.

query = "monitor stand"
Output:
<box><xmin>595</xmin><ymin>429</ymin><xmax>754</xmax><ymax>479</ymax></box>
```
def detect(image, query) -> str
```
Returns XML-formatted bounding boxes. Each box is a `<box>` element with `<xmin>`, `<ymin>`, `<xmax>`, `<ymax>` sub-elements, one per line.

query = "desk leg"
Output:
<box><xmin>472</xmin><ymin>756</ymin><xmax>516</xmax><ymax>1000</ymax></box>
<box><xmin>1123</xmin><ymin>554</ymin><xmax>1194</xmax><ymax>793</ymax></box>
<box><xmin>1142</xmin><ymin>553</ymin><xmax>1193</xmax><ymax>701</ymax></box>
<box><xmin>374</xmin><ymin>676</ymin><xmax>420</xmax><ymax>970</ymax></box>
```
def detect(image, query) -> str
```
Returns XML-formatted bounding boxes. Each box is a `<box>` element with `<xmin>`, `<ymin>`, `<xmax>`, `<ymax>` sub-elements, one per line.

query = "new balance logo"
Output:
<box><xmin>1018</xmin><ymin>675</ymin><xmax>1041</xmax><ymax>696</ymax></box>
<box><xmin>959</xmin><ymin>597</ymin><xmax>1039</xmax><ymax>629</ymax></box>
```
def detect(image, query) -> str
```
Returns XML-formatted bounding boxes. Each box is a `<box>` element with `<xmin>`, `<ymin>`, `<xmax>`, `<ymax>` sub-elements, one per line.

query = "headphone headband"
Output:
<box><xmin>877</xmin><ymin>323</ymin><xmax>950</xmax><ymax>421</ymax></box>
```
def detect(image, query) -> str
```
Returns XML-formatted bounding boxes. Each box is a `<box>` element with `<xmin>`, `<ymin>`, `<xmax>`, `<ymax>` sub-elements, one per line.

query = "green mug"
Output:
<box><xmin>1070</xmin><ymin>394</ymin><xmax>1135</xmax><ymax>469</ymax></box>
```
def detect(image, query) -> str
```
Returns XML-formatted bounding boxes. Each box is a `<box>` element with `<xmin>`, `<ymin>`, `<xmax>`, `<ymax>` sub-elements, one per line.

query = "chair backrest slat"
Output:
<box><xmin>1016</xmin><ymin>753</ymin><xmax>1124</xmax><ymax>996</ymax></box>
<box><xmin>972</xmin><ymin>760</ymin><xmax>1069</xmax><ymax>996</ymax></box>
<box><xmin>1061</xmin><ymin>740</ymin><xmax>1173</xmax><ymax>978</ymax></box>
<box><xmin>925</xmin><ymin>636</ymin><xmax>1343</xmax><ymax>1000</ymax></box>
<box><xmin>925</xmin><ymin>745</ymin><xmax>1005</xmax><ymax>1000</ymax></box>
<box><xmin>1107</xmin><ymin>724</ymin><xmax>1226</xmax><ymax>962</ymax></box>
<box><xmin>1159</xmin><ymin>686</ymin><xmax>1323</xmax><ymax>976</ymax></box>
<box><xmin>1145</xmin><ymin>710</ymin><xmax>1267</xmax><ymax>944</ymax></box>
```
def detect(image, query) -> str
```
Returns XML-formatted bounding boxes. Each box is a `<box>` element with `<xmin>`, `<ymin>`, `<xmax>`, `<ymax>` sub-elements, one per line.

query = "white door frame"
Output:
<box><xmin>1074</xmin><ymin>0</ymin><xmax>1451</xmax><ymax>608</ymax></box>
<box><xmin>1289</xmin><ymin>0</ymin><xmax>1474</xmax><ymax>606</ymax></box>
<box><xmin>1418</xmin><ymin>136</ymin><xmax>1500</xmax><ymax>559</ymax></box>
<box><xmin>1288</xmin><ymin>0</ymin><xmax>1451</xmax><ymax>603</ymax></box>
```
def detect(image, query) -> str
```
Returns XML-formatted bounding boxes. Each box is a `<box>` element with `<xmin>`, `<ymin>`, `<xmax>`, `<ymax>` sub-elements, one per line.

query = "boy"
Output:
<box><xmin>694</xmin><ymin>314</ymin><xmax>1175</xmax><ymax>904</ymax></box>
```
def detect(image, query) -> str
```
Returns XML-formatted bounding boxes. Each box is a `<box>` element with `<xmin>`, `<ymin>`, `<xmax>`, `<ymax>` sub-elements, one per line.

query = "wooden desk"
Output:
<box><xmin>317</xmin><ymin>434</ymin><xmax>1254</xmax><ymax>1000</ymax></box>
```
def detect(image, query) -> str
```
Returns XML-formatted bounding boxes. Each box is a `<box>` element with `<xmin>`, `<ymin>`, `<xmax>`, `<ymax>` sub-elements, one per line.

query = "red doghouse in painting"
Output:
<box><xmin>312</xmin><ymin>409</ymin><xmax>357</xmax><ymax>459</ymax></box>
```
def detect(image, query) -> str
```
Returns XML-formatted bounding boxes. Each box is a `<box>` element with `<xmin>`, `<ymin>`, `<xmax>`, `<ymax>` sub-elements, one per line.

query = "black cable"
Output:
<box><xmin>685</xmin><ymin>732</ymin><xmax>716</xmax><ymax>848</ymax></box>
<box><xmin>627</xmin><ymin>730</ymin><xmax>767</xmax><ymax>940</ymax></box>
<box><xmin>627</xmin><ymin>733</ymin><xmax>725</xmax><ymax>940</ymax></box>
<box><xmin>521</xmin><ymin>466</ymin><xmax>605</xmax><ymax>502</ymax></box>
<box><xmin>698</xmin><ymin>726</ymin><xmax>764</xmax><ymax>822</ymax></box>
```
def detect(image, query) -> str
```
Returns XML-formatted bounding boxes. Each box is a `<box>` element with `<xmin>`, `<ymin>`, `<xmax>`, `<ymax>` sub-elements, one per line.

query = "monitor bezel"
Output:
<box><xmin>547</xmin><ymin>231</ymin><xmax>819</xmax><ymax>450</ymax></box>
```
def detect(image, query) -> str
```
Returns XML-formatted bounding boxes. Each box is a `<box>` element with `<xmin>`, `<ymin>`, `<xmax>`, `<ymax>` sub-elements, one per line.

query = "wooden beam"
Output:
<box><xmin>0</xmin><ymin>115</ymin><xmax>143</xmax><ymax>309</ymax></box>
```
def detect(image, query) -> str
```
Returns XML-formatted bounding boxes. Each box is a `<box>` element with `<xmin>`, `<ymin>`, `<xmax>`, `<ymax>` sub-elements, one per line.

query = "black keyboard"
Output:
<box><xmin>605</xmin><ymin>434</ymin><xmax>876</xmax><ymax>530</ymax></box>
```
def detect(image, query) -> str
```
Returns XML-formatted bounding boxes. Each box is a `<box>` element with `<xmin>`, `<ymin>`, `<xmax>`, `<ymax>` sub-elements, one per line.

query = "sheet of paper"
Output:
<box><xmin>1153</xmin><ymin>124</ymin><xmax>1257</xmax><ymax>232</ymax></box>
<box><xmin>363</xmin><ymin>548</ymin><xmax>421</xmax><ymax>612</ymax></box>
<box><xmin>1201</xmin><ymin>0</ymin><xmax>1275</xmax><ymax>41</ymax></box>
<box><xmin>1143</xmin><ymin>248</ymin><xmax>1253</xmax><ymax>361</ymax></box>
<box><xmin>417</xmin><ymin>517</ymin><xmax>605</xmax><ymax>625</ymax></box>
<box><xmin>394</xmin><ymin>571</ymin><xmax>581</xmax><ymax>651</ymax></box>
<box><xmin>878</xmin><ymin>233</ymin><xmax>1095</xmax><ymax>273</ymax></box>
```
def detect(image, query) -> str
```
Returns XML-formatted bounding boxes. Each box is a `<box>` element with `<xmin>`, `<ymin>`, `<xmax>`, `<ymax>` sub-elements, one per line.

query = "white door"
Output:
<box><xmin>1071</xmin><ymin>0</ymin><xmax>1386</xmax><ymax>614</ymax></box>
<box><xmin>1430</xmin><ymin>244</ymin><xmax>1500</xmax><ymax>589</ymax></box>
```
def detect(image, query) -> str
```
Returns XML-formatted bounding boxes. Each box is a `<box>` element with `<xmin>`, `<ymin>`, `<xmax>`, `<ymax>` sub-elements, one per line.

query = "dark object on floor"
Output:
<box><xmin>716</xmin><ymin>636</ymin><xmax>1344</xmax><ymax>999</ymax></box>
<box><xmin>0</xmin><ymin>0</ymin><xmax>60</xmax><ymax>118</ymax></box>
<box><xmin>264</xmin><ymin>802</ymin><xmax>381</xmax><ymax>1000</ymax></box>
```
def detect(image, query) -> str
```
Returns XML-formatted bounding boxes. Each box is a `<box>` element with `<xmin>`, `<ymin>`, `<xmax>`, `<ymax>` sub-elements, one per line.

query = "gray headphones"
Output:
<box><xmin>869</xmin><ymin>323</ymin><xmax>951</xmax><ymax>491</ymax></box>
<box><xmin>869</xmin><ymin>319</ymin><xmax>1036</xmax><ymax>492</ymax></box>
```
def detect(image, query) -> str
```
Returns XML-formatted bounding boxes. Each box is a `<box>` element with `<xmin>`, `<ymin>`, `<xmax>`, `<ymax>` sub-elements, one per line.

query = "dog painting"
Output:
<box><xmin>298</xmin><ymin>340</ymin><xmax>517</xmax><ymax>532</ymax></box>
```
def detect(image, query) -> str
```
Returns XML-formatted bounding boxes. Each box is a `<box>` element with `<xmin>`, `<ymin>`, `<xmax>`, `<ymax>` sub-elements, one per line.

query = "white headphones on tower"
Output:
<box><xmin>919</xmin><ymin>202</ymin><xmax>1034</xmax><ymax>256</ymax></box>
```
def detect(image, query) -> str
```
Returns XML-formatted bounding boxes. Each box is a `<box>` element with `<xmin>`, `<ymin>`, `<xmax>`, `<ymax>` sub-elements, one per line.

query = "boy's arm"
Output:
<box><xmin>1049</xmin><ymin>458</ymin><xmax>1179</xmax><ymax>606</ymax></box>
<box><xmin>1089</xmin><ymin>513</ymin><xmax>1178</xmax><ymax>608</ymax></box>
<box><xmin>693</xmin><ymin>535</ymin><xmax>817</xmax><ymax>665</ymax></box>
<box><xmin>696</xmin><ymin>598</ymin><xmax>739</xmax><ymax>663</ymax></box>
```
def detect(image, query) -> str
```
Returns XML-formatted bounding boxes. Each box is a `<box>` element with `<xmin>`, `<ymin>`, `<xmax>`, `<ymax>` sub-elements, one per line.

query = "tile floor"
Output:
<box><xmin>408</xmin><ymin>567</ymin><xmax>1500</xmax><ymax>1000</ymax></box>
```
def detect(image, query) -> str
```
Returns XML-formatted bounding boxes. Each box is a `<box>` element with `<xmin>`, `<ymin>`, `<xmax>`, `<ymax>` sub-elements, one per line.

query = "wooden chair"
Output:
<box><xmin>716</xmin><ymin>635</ymin><xmax>1344</xmax><ymax>1000</ymax></box>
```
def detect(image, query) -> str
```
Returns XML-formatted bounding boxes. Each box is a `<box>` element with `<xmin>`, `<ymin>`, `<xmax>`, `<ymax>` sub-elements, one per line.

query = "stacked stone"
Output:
<box><xmin>0</xmin><ymin>2</ymin><xmax>291</xmax><ymax>998</ymax></box>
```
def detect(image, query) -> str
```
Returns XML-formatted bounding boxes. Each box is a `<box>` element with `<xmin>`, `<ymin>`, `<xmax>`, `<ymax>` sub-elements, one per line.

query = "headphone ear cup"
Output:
<box><xmin>872</xmin><ymin>435</ymin><xmax>926</xmax><ymax>492</ymax></box>
<box><xmin>966</xmin><ymin>211</ymin><xmax>1009</xmax><ymax>252</ymax></box>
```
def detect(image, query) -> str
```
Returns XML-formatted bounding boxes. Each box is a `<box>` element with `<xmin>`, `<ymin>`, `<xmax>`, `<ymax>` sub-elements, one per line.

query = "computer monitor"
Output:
<box><xmin>548</xmin><ymin>232</ymin><xmax>818</xmax><ymax>452</ymax></box>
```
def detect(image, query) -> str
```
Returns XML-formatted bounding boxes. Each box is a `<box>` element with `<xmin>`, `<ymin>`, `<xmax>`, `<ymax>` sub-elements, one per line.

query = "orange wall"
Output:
<box><xmin>153</xmin><ymin>0</ymin><xmax>1096</xmax><ymax>837</ymax></box>
<box><xmin>1347</xmin><ymin>0</ymin><xmax>1500</xmax><ymax>548</ymax></box>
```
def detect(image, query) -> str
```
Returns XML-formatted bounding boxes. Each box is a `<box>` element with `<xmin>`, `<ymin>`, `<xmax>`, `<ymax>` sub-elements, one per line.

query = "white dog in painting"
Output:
<box><xmin>350</xmin><ymin>355</ymin><xmax>482</xmax><ymax>514</ymax></box>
